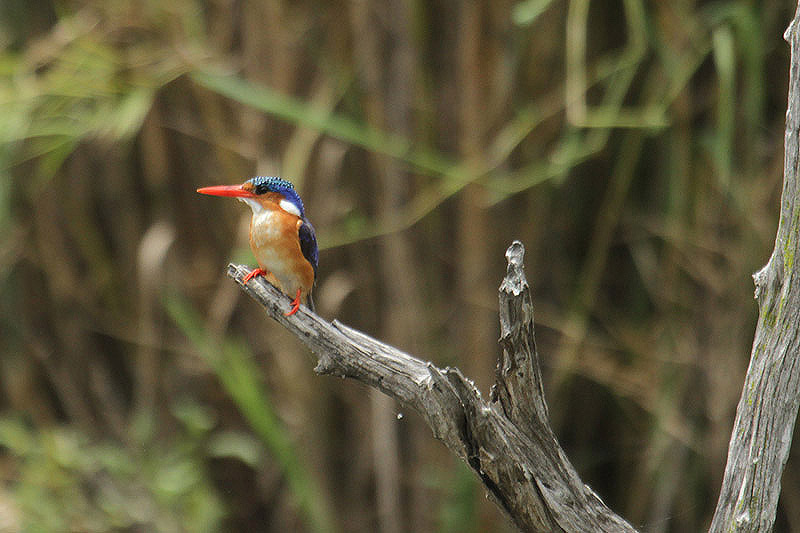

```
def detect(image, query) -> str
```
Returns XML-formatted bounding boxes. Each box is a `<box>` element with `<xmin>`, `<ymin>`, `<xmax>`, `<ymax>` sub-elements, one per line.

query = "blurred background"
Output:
<box><xmin>0</xmin><ymin>0</ymin><xmax>795</xmax><ymax>531</ymax></box>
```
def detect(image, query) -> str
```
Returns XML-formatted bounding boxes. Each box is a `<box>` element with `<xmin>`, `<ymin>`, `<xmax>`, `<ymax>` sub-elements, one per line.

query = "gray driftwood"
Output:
<box><xmin>227</xmin><ymin>242</ymin><xmax>636</xmax><ymax>533</ymax></box>
<box><xmin>224</xmin><ymin>6</ymin><xmax>800</xmax><ymax>532</ymax></box>
<box><xmin>708</xmin><ymin>3</ymin><xmax>800</xmax><ymax>532</ymax></box>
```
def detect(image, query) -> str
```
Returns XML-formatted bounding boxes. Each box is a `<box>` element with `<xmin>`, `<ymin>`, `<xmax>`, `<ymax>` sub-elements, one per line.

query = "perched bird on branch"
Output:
<box><xmin>198</xmin><ymin>176</ymin><xmax>318</xmax><ymax>315</ymax></box>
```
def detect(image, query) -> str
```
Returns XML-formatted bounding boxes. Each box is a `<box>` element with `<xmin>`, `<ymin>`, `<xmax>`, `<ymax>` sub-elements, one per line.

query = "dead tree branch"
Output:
<box><xmin>227</xmin><ymin>242</ymin><xmax>636</xmax><ymax>532</ymax></box>
<box><xmin>708</xmin><ymin>3</ymin><xmax>800</xmax><ymax>532</ymax></box>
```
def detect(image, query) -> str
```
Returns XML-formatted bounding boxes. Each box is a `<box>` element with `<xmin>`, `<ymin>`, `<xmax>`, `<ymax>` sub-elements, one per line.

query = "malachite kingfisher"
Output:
<box><xmin>197</xmin><ymin>176</ymin><xmax>318</xmax><ymax>316</ymax></box>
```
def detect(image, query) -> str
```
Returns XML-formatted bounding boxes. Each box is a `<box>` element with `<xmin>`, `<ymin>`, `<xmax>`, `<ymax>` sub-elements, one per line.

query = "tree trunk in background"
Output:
<box><xmin>457</xmin><ymin>1</ymin><xmax>495</xmax><ymax>397</ymax></box>
<box><xmin>352</xmin><ymin>2</ymin><xmax>419</xmax><ymax>532</ymax></box>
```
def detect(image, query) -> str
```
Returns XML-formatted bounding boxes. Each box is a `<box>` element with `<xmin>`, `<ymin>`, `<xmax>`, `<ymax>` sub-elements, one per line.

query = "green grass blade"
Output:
<box><xmin>190</xmin><ymin>69</ymin><xmax>458</xmax><ymax>178</ymax></box>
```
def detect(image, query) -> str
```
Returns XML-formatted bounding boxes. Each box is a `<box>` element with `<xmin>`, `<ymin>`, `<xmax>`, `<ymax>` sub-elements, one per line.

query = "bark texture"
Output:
<box><xmin>227</xmin><ymin>242</ymin><xmax>636</xmax><ymax>532</ymax></box>
<box><xmin>708</xmin><ymin>3</ymin><xmax>800</xmax><ymax>531</ymax></box>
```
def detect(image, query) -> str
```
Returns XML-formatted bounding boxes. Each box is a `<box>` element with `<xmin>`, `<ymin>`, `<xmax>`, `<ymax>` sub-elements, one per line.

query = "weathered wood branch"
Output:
<box><xmin>226</xmin><ymin>241</ymin><xmax>636</xmax><ymax>532</ymax></box>
<box><xmin>708</xmin><ymin>3</ymin><xmax>800</xmax><ymax>532</ymax></box>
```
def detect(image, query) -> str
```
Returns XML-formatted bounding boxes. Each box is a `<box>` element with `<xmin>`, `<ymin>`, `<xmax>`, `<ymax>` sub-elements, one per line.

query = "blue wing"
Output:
<box><xmin>299</xmin><ymin>218</ymin><xmax>318</xmax><ymax>277</ymax></box>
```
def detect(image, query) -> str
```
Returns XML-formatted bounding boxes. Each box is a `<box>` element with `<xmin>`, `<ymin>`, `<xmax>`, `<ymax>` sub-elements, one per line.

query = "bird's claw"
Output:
<box><xmin>284</xmin><ymin>289</ymin><xmax>302</xmax><ymax>316</ymax></box>
<box><xmin>243</xmin><ymin>270</ymin><xmax>301</xmax><ymax>316</ymax></box>
<box><xmin>243</xmin><ymin>268</ymin><xmax>267</xmax><ymax>284</ymax></box>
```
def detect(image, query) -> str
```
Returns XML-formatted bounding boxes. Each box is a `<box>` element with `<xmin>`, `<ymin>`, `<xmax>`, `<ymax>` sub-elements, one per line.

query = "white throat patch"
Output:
<box><xmin>239</xmin><ymin>197</ymin><xmax>264</xmax><ymax>215</ymax></box>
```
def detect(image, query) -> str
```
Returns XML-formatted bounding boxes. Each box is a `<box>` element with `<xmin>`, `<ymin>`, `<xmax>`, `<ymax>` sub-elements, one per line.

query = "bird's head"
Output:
<box><xmin>197</xmin><ymin>176</ymin><xmax>306</xmax><ymax>218</ymax></box>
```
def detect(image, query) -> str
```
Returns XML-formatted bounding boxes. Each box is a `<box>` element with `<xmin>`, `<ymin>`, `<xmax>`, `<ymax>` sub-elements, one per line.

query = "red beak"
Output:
<box><xmin>196</xmin><ymin>184</ymin><xmax>255</xmax><ymax>198</ymax></box>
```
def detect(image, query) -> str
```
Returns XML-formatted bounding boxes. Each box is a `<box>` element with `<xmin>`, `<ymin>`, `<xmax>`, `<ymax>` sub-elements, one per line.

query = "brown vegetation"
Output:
<box><xmin>0</xmin><ymin>1</ymin><xmax>795</xmax><ymax>531</ymax></box>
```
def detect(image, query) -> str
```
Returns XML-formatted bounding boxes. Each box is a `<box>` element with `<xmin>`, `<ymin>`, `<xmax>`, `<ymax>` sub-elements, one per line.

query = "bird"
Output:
<box><xmin>197</xmin><ymin>176</ymin><xmax>318</xmax><ymax>316</ymax></box>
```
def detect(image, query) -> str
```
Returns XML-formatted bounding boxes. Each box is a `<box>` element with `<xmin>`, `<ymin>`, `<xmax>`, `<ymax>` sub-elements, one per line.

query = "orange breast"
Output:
<box><xmin>248</xmin><ymin>203</ymin><xmax>315</xmax><ymax>301</ymax></box>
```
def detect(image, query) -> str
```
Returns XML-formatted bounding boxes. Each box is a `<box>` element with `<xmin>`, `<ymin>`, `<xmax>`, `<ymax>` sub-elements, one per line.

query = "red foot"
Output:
<box><xmin>243</xmin><ymin>268</ymin><xmax>267</xmax><ymax>284</ymax></box>
<box><xmin>284</xmin><ymin>289</ymin><xmax>302</xmax><ymax>316</ymax></box>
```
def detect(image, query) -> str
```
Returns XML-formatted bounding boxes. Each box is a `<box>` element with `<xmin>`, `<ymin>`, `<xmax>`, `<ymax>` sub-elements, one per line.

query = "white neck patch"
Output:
<box><xmin>239</xmin><ymin>197</ymin><xmax>302</xmax><ymax>217</ymax></box>
<box><xmin>279</xmin><ymin>198</ymin><xmax>302</xmax><ymax>217</ymax></box>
